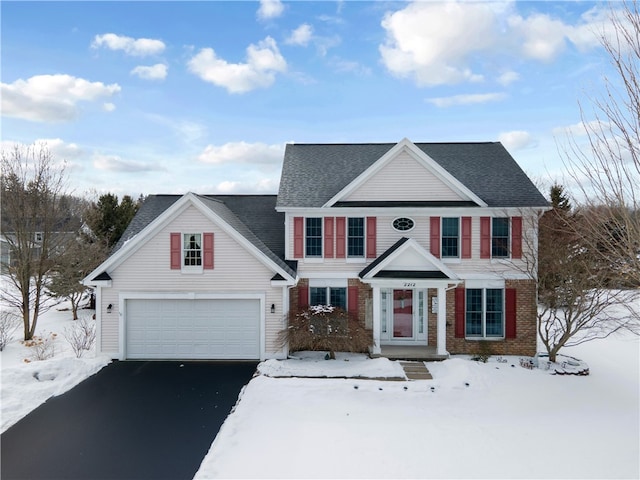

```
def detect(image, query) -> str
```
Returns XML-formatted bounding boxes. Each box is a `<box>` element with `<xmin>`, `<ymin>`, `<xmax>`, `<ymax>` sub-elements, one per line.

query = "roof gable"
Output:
<box><xmin>84</xmin><ymin>193</ymin><xmax>295</xmax><ymax>284</ymax></box>
<box><xmin>277</xmin><ymin>140</ymin><xmax>549</xmax><ymax>209</ymax></box>
<box><xmin>326</xmin><ymin>138</ymin><xmax>486</xmax><ymax>207</ymax></box>
<box><xmin>360</xmin><ymin>237</ymin><xmax>458</xmax><ymax>281</ymax></box>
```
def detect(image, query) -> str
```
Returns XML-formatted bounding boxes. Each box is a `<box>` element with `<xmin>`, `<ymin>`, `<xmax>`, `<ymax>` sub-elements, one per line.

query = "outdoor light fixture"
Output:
<box><xmin>107</xmin><ymin>304</ymin><xmax>113</xmax><ymax>314</ymax></box>
<box><xmin>271</xmin><ymin>304</ymin><xmax>275</xmax><ymax>314</ymax></box>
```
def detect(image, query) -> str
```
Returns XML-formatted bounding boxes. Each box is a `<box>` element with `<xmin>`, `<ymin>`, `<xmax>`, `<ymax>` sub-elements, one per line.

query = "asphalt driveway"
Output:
<box><xmin>1</xmin><ymin>361</ymin><xmax>258</xmax><ymax>480</ymax></box>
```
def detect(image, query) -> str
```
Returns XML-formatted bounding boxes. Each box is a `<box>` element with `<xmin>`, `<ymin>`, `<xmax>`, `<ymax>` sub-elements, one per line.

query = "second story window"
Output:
<box><xmin>492</xmin><ymin>218</ymin><xmax>510</xmax><ymax>258</ymax></box>
<box><xmin>441</xmin><ymin>217</ymin><xmax>459</xmax><ymax>258</ymax></box>
<box><xmin>305</xmin><ymin>217</ymin><xmax>322</xmax><ymax>257</ymax></box>
<box><xmin>183</xmin><ymin>234</ymin><xmax>202</xmax><ymax>266</ymax></box>
<box><xmin>348</xmin><ymin>217</ymin><xmax>364</xmax><ymax>257</ymax></box>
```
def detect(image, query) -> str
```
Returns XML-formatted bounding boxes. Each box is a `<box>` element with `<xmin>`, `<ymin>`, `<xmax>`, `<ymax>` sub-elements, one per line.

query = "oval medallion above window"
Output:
<box><xmin>392</xmin><ymin>217</ymin><xmax>415</xmax><ymax>232</ymax></box>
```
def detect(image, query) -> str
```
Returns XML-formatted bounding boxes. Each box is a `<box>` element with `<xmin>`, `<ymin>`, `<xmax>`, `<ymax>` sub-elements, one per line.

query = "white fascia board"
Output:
<box><xmin>322</xmin><ymin>138</ymin><xmax>488</xmax><ymax>208</ymax></box>
<box><xmin>190</xmin><ymin>195</ymin><xmax>295</xmax><ymax>282</ymax></box>
<box><xmin>362</xmin><ymin>238</ymin><xmax>459</xmax><ymax>280</ymax></box>
<box><xmin>277</xmin><ymin>206</ymin><xmax>548</xmax><ymax>217</ymax></box>
<box><xmin>83</xmin><ymin>280</ymin><xmax>112</xmax><ymax>288</ymax></box>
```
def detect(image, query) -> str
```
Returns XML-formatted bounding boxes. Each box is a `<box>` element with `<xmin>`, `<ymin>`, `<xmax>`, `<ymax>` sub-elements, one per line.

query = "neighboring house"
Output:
<box><xmin>84</xmin><ymin>138</ymin><xmax>549</xmax><ymax>361</ymax></box>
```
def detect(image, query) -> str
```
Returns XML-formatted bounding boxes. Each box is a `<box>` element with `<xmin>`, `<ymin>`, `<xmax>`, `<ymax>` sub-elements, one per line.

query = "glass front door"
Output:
<box><xmin>393</xmin><ymin>289</ymin><xmax>413</xmax><ymax>338</ymax></box>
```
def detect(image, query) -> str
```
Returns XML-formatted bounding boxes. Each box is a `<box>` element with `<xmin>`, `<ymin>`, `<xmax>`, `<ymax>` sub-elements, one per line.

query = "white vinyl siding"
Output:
<box><xmin>99</xmin><ymin>205</ymin><xmax>284</xmax><ymax>357</ymax></box>
<box><xmin>344</xmin><ymin>151</ymin><xmax>464</xmax><ymax>202</ymax></box>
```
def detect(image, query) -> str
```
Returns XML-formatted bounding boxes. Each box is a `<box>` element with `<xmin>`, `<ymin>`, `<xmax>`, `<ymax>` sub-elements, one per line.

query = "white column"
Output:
<box><xmin>372</xmin><ymin>286</ymin><xmax>381</xmax><ymax>355</ymax></box>
<box><xmin>436</xmin><ymin>286</ymin><xmax>448</xmax><ymax>356</ymax></box>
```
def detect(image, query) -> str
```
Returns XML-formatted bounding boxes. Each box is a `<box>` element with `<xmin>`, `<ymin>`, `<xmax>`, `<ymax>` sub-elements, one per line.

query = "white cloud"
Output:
<box><xmin>286</xmin><ymin>24</ymin><xmax>313</xmax><ymax>46</ymax></box>
<box><xmin>103</xmin><ymin>102</ymin><xmax>116</xmax><ymax>112</ymax></box>
<box><xmin>93</xmin><ymin>154</ymin><xmax>162</xmax><ymax>173</ymax></box>
<box><xmin>130</xmin><ymin>63</ymin><xmax>168</xmax><ymax>80</ymax></box>
<box><xmin>499</xmin><ymin>131</ymin><xmax>536</xmax><ymax>151</ymax></box>
<box><xmin>187</xmin><ymin>37</ymin><xmax>287</xmax><ymax>94</ymax></box>
<box><xmin>552</xmin><ymin>120</ymin><xmax>608</xmax><ymax>137</ymax></box>
<box><xmin>1</xmin><ymin>74</ymin><xmax>121</xmax><ymax>122</ymax></box>
<box><xmin>198</xmin><ymin>141</ymin><xmax>284</xmax><ymax>167</ymax></box>
<box><xmin>379</xmin><ymin>1</ymin><xmax>616</xmax><ymax>87</ymax></box>
<box><xmin>1</xmin><ymin>138</ymin><xmax>83</xmax><ymax>161</ymax></box>
<box><xmin>508</xmin><ymin>13</ymin><xmax>568</xmax><ymax>62</ymax></box>
<box><xmin>257</xmin><ymin>0</ymin><xmax>284</xmax><ymax>20</ymax></box>
<box><xmin>426</xmin><ymin>93</ymin><xmax>506</xmax><ymax>108</ymax></box>
<box><xmin>92</xmin><ymin>33</ymin><xmax>165</xmax><ymax>56</ymax></box>
<box><xmin>379</xmin><ymin>2</ymin><xmax>498</xmax><ymax>86</ymax></box>
<box><xmin>497</xmin><ymin>70</ymin><xmax>520</xmax><ymax>86</ymax></box>
<box><xmin>329</xmin><ymin>58</ymin><xmax>372</xmax><ymax>76</ymax></box>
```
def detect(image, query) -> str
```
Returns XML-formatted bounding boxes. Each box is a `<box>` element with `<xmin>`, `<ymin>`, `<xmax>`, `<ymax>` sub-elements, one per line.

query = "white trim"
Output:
<box><xmin>360</xmin><ymin>237</ymin><xmax>459</xmax><ymax>281</ymax></box>
<box><xmin>94</xmin><ymin>286</ymin><xmax>103</xmax><ymax>356</ymax></box>
<box><xmin>309</xmin><ymin>278</ymin><xmax>348</xmax><ymax>288</ymax></box>
<box><xmin>118</xmin><ymin>291</ymin><xmax>266</xmax><ymax>361</ymax></box>
<box><xmin>322</xmin><ymin>138</ymin><xmax>488</xmax><ymax>208</ymax></box>
<box><xmin>279</xmin><ymin>206</ymin><xmax>549</xmax><ymax>217</ymax></box>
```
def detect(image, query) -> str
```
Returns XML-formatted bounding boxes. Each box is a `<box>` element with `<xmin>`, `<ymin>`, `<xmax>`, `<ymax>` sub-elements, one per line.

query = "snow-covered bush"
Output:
<box><xmin>279</xmin><ymin>305</ymin><xmax>371</xmax><ymax>359</ymax></box>
<box><xmin>0</xmin><ymin>310</ymin><xmax>20</xmax><ymax>351</ymax></box>
<box><xmin>24</xmin><ymin>332</ymin><xmax>57</xmax><ymax>361</ymax></box>
<box><xmin>63</xmin><ymin>315</ymin><xmax>96</xmax><ymax>358</ymax></box>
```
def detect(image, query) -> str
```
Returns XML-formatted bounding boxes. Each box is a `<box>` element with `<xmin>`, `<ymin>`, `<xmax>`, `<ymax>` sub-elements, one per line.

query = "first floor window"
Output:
<box><xmin>306</xmin><ymin>218</ymin><xmax>322</xmax><ymax>257</ymax></box>
<box><xmin>348</xmin><ymin>217</ymin><xmax>364</xmax><ymax>257</ymax></box>
<box><xmin>441</xmin><ymin>217</ymin><xmax>459</xmax><ymax>258</ymax></box>
<box><xmin>183</xmin><ymin>233</ymin><xmax>202</xmax><ymax>266</ymax></box>
<box><xmin>310</xmin><ymin>286</ymin><xmax>347</xmax><ymax>310</ymax></box>
<box><xmin>466</xmin><ymin>288</ymin><xmax>504</xmax><ymax>338</ymax></box>
<box><xmin>492</xmin><ymin>218</ymin><xmax>510</xmax><ymax>258</ymax></box>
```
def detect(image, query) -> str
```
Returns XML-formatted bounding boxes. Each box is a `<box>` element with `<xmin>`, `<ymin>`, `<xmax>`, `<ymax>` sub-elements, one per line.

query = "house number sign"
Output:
<box><xmin>403</xmin><ymin>282</ymin><xmax>416</xmax><ymax>287</ymax></box>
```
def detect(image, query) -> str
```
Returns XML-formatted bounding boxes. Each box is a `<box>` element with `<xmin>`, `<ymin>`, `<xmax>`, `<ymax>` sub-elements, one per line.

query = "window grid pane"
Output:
<box><xmin>306</xmin><ymin>218</ymin><xmax>322</xmax><ymax>257</ymax></box>
<box><xmin>442</xmin><ymin>217</ymin><xmax>459</xmax><ymax>258</ymax></box>
<box><xmin>492</xmin><ymin>218</ymin><xmax>510</xmax><ymax>258</ymax></box>
<box><xmin>183</xmin><ymin>234</ymin><xmax>202</xmax><ymax>266</ymax></box>
<box><xmin>310</xmin><ymin>287</ymin><xmax>326</xmax><ymax>306</ymax></box>
<box><xmin>485</xmin><ymin>289</ymin><xmax>504</xmax><ymax>336</ymax></box>
<box><xmin>329</xmin><ymin>288</ymin><xmax>347</xmax><ymax>310</ymax></box>
<box><xmin>347</xmin><ymin>218</ymin><xmax>364</xmax><ymax>257</ymax></box>
<box><xmin>465</xmin><ymin>289</ymin><xmax>483</xmax><ymax>337</ymax></box>
<box><xmin>381</xmin><ymin>290</ymin><xmax>388</xmax><ymax>333</ymax></box>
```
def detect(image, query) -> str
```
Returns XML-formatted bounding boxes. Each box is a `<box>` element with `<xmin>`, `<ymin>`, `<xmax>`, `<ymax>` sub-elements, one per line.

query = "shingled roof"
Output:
<box><xmin>114</xmin><ymin>194</ymin><xmax>295</xmax><ymax>278</ymax></box>
<box><xmin>276</xmin><ymin>142</ymin><xmax>548</xmax><ymax>209</ymax></box>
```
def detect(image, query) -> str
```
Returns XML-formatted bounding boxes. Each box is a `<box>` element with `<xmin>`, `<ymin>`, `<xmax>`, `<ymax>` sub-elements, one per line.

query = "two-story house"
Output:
<box><xmin>84</xmin><ymin>138</ymin><xmax>548</xmax><ymax>361</ymax></box>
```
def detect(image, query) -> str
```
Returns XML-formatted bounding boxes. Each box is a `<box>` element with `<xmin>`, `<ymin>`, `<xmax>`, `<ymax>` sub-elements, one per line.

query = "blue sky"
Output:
<box><xmin>1</xmin><ymin>1</ymin><xmax>621</xmax><ymax>198</ymax></box>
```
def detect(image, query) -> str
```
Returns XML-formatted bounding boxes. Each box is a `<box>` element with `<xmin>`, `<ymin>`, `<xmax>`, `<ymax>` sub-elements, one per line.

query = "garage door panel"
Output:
<box><xmin>125</xmin><ymin>298</ymin><xmax>260</xmax><ymax>360</ymax></box>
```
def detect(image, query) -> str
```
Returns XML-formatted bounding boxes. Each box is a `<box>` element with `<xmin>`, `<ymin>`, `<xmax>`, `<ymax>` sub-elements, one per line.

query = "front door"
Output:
<box><xmin>393</xmin><ymin>289</ymin><xmax>413</xmax><ymax>338</ymax></box>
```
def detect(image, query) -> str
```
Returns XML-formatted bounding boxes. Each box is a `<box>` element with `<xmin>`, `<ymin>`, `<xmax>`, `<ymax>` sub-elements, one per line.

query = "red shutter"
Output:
<box><xmin>324</xmin><ymin>217</ymin><xmax>334</xmax><ymax>258</ymax></box>
<box><xmin>366</xmin><ymin>217</ymin><xmax>377</xmax><ymax>258</ymax></box>
<box><xmin>336</xmin><ymin>217</ymin><xmax>346</xmax><ymax>258</ymax></box>
<box><xmin>298</xmin><ymin>285</ymin><xmax>309</xmax><ymax>309</ymax></box>
<box><xmin>430</xmin><ymin>217</ymin><xmax>440</xmax><ymax>258</ymax></box>
<box><xmin>511</xmin><ymin>217</ymin><xmax>522</xmax><ymax>259</ymax></box>
<box><xmin>455</xmin><ymin>287</ymin><xmax>465</xmax><ymax>338</ymax></box>
<box><xmin>170</xmin><ymin>233</ymin><xmax>181</xmax><ymax>269</ymax></box>
<box><xmin>480</xmin><ymin>217</ymin><xmax>491</xmax><ymax>259</ymax></box>
<box><xmin>505</xmin><ymin>288</ymin><xmax>517</xmax><ymax>339</ymax></box>
<box><xmin>293</xmin><ymin>217</ymin><xmax>304</xmax><ymax>258</ymax></box>
<box><xmin>203</xmin><ymin>232</ymin><xmax>214</xmax><ymax>269</ymax></box>
<box><xmin>461</xmin><ymin>217</ymin><xmax>472</xmax><ymax>259</ymax></box>
<box><xmin>348</xmin><ymin>286</ymin><xmax>359</xmax><ymax>316</ymax></box>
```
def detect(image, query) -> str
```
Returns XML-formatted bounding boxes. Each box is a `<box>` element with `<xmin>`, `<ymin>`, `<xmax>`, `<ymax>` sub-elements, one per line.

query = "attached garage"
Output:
<box><xmin>125</xmin><ymin>297</ymin><xmax>261</xmax><ymax>360</ymax></box>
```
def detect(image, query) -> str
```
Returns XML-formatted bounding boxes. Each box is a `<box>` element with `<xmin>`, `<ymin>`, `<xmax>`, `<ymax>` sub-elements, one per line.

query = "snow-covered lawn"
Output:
<box><xmin>196</xmin><ymin>333</ymin><xmax>639</xmax><ymax>479</ymax></box>
<box><xmin>0</xmin><ymin>302</ymin><xmax>111</xmax><ymax>433</ymax></box>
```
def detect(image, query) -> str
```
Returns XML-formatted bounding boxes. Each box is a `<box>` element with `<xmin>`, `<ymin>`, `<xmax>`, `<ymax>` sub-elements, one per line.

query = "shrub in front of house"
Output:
<box><xmin>279</xmin><ymin>305</ymin><xmax>372</xmax><ymax>359</ymax></box>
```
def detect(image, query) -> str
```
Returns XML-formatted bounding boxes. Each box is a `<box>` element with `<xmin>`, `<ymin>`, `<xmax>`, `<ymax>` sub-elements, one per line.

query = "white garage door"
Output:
<box><xmin>125</xmin><ymin>298</ymin><xmax>260</xmax><ymax>360</ymax></box>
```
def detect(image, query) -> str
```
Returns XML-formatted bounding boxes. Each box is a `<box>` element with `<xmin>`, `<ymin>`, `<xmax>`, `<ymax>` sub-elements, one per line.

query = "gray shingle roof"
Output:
<box><xmin>276</xmin><ymin>142</ymin><xmax>548</xmax><ymax>208</ymax></box>
<box><xmin>113</xmin><ymin>194</ymin><xmax>295</xmax><ymax>278</ymax></box>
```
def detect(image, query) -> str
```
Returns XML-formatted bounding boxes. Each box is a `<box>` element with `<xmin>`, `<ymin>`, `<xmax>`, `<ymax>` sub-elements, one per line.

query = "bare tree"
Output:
<box><xmin>520</xmin><ymin>185</ymin><xmax>637</xmax><ymax>362</ymax></box>
<box><xmin>1</xmin><ymin>143</ymin><xmax>70</xmax><ymax>340</ymax></box>
<box><xmin>562</xmin><ymin>1</ymin><xmax>640</xmax><ymax>287</ymax></box>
